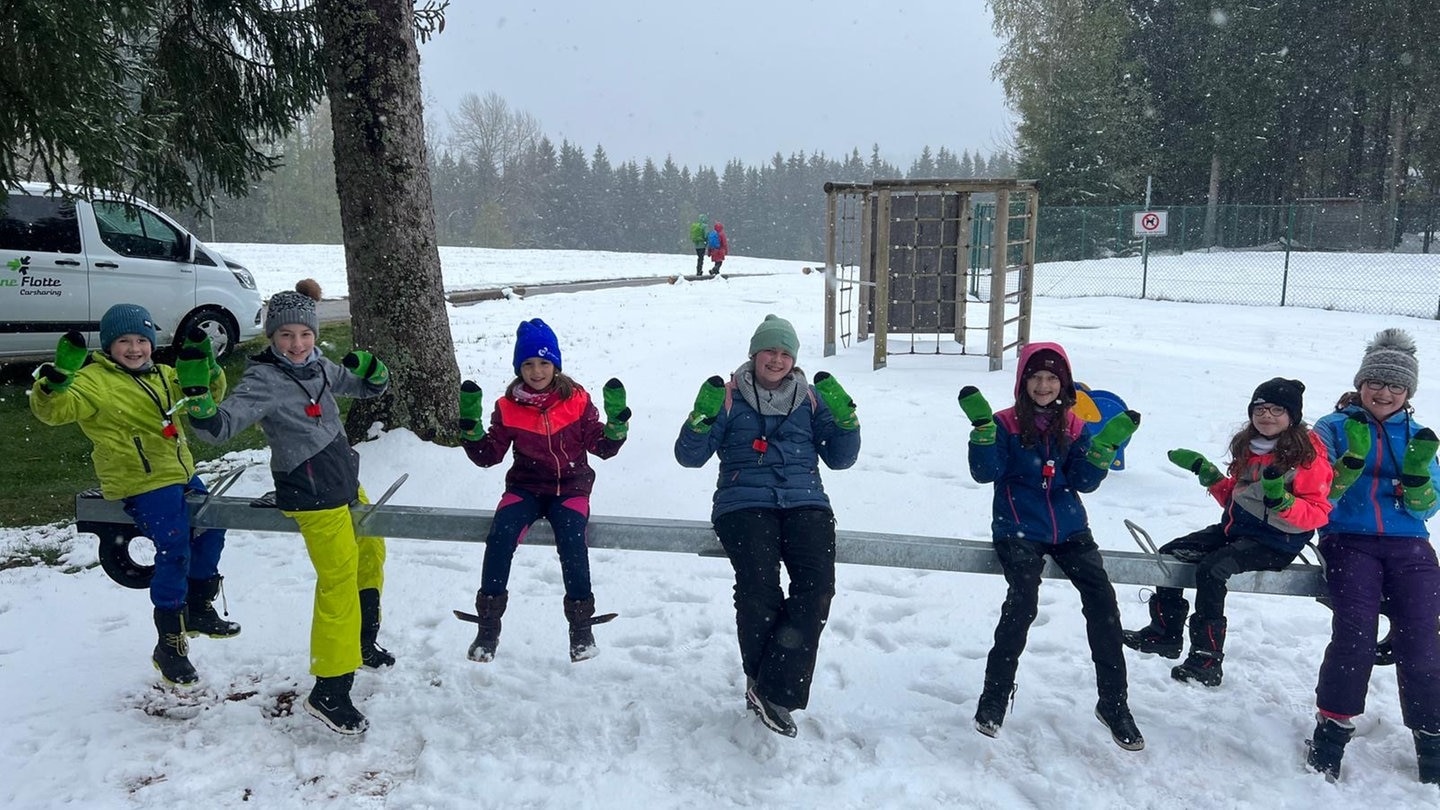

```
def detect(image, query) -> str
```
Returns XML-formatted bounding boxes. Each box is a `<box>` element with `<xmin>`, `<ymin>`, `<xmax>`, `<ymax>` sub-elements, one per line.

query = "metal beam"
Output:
<box><xmin>74</xmin><ymin>493</ymin><xmax>1325</xmax><ymax>598</ymax></box>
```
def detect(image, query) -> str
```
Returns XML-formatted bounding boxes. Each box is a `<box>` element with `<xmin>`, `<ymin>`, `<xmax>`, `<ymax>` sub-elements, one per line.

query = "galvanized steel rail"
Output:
<box><xmin>74</xmin><ymin>492</ymin><xmax>1325</xmax><ymax>597</ymax></box>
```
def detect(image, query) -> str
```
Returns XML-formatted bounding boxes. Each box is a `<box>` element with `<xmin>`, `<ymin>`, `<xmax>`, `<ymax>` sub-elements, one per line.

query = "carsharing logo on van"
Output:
<box><xmin>5</xmin><ymin>256</ymin><xmax>28</xmax><ymax>275</ymax></box>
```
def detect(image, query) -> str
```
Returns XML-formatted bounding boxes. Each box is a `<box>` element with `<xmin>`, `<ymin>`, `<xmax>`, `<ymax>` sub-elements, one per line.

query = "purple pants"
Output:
<box><xmin>1315</xmin><ymin>532</ymin><xmax>1440</xmax><ymax>732</ymax></box>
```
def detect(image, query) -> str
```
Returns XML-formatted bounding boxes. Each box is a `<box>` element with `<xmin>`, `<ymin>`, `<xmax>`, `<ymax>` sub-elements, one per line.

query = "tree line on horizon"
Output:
<box><xmin>992</xmin><ymin>0</ymin><xmax>1439</xmax><ymax>221</ymax></box>
<box><xmin>179</xmin><ymin>94</ymin><xmax>1015</xmax><ymax>261</ymax></box>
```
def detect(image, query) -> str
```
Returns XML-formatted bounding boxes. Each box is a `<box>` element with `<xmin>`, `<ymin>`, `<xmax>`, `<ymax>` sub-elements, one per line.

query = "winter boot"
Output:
<box><xmin>1375</xmin><ymin>628</ymin><xmax>1395</xmax><ymax>667</ymax></box>
<box><xmin>466</xmin><ymin>591</ymin><xmax>508</xmax><ymax>663</ymax></box>
<box><xmin>359</xmin><ymin>588</ymin><xmax>395</xmax><ymax>669</ymax></box>
<box><xmin>746</xmin><ymin>683</ymin><xmax>798</xmax><ymax>737</ymax></box>
<box><xmin>1417</xmin><ymin>729</ymin><xmax>1440</xmax><ymax>785</ymax></box>
<box><xmin>185</xmin><ymin>576</ymin><xmax>241</xmax><ymax>638</ymax></box>
<box><xmin>564</xmin><ymin>596</ymin><xmax>600</xmax><ymax>662</ymax></box>
<box><xmin>1095</xmin><ymin>697</ymin><xmax>1145</xmax><ymax>751</ymax></box>
<box><xmin>1122</xmin><ymin>589</ymin><xmax>1187</xmax><ymax>659</ymax></box>
<box><xmin>303</xmin><ymin>672</ymin><xmax>368</xmax><ymax>735</ymax></box>
<box><xmin>1171</xmin><ymin>615</ymin><xmax>1227</xmax><ymax>687</ymax></box>
<box><xmin>152</xmin><ymin>607</ymin><xmax>199</xmax><ymax>686</ymax></box>
<box><xmin>1305</xmin><ymin>713</ymin><xmax>1355</xmax><ymax>782</ymax></box>
<box><xmin>973</xmin><ymin>682</ymin><xmax>1016</xmax><ymax>738</ymax></box>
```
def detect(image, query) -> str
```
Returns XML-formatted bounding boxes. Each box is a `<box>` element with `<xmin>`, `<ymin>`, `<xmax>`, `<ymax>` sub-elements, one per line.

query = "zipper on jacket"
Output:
<box><xmin>542</xmin><ymin>410</ymin><xmax>563</xmax><ymax>496</ymax></box>
<box><xmin>132</xmin><ymin>437</ymin><xmax>152</xmax><ymax>474</ymax></box>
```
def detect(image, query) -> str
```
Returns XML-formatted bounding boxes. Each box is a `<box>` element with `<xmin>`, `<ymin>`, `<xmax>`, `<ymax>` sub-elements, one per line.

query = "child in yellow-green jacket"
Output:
<box><xmin>29</xmin><ymin>304</ymin><xmax>236</xmax><ymax>687</ymax></box>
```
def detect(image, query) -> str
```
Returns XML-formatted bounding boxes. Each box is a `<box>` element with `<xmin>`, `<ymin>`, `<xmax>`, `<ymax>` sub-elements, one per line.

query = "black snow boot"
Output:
<box><xmin>304</xmin><ymin>672</ymin><xmax>368</xmax><ymax>735</ymax></box>
<box><xmin>1375</xmin><ymin>628</ymin><xmax>1395</xmax><ymax>667</ymax></box>
<box><xmin>1095</xmin><ymin>697</ymin><xmax>1145</xmax><ymax>751</ymax></box>
<box><xmin>1122</xmin><ymin>588</ymin><xmax>1187</xmax><ymax>658</ymax></box>
<box><xmin>152</xmin><ymin>607</ymin><xmax>199</xmax><ymax>686</ymax></box>
<box><xmin>359</xmin><ymin>588</ymin><xmax>395</xmax><ymax>670</ymax></box>
<box><xmin>185</xmin><ymin>576</ymin><xmax>241</xmax><ymax>638</ymax></box>
<box><xmin>746</xmin><ymin>683</ymin><xmax>798</xmax><ymax>737</ymax></box>
<box><xmin>974</xmin><ymin>682</ymin><xmax>1016</xmax><ymax>738</ymax></box>
<box><xmin>467</xmin><ymin>591</ymin><xmax>508</xmax><ymax>663</ymax></box>
<box><xmin>1305</xmin><ymin>714</ymin><xmax>1355</xmax><ymax>782</ymax></box>
<box><xmin>1172</xmin><ymin>615</ymin><xmax>1226</xmax><ymax>687</ymax></box>
<box><xmin>564</xmin><ymin>596</ymin><xmax>600</xmax><ymax>662</ymax></box>
<box><xmin>1417</xmin><ymin>729</ymin><xmax>1440</xmax><ymax>785</ymax></box>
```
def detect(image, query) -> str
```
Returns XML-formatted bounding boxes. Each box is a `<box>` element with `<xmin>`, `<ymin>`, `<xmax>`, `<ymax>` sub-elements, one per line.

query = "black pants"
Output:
<box><xmin>695</xmin><ymin>247</ymin><xmax>706</xmax><ymax>273</ymax></box>
<box><xmin>984</xmin><ymin>534</ymin><xmax>1128</xmax><ymax>704</ymax></box>
<box><xmin>1157</xmin><ymin>525</ymin><xmax>1296</xmax><ymax>620</ymax></box>
<box><xmin>715</xmin><ymin>507</ymin><xmax>836</xmax><ymax>711</ymax></box>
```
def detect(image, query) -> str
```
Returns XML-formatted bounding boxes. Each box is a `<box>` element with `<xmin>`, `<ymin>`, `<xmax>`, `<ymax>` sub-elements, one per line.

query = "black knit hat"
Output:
<box><xmin>1249</xmin><ymin>377</ymin><xmax>1304</xmax><ymax>423</ymax></box>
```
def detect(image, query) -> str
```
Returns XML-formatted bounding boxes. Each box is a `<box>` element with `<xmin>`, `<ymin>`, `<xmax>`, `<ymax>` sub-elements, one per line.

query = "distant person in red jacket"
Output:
<box><xmin>708</xmin><ymin>221</ymin><xmax>729</xmax><ymax>275</ymax></box>
<box><xmin>456</xmin><ymin>319</ymin><xmax>630</xmax><ymax>663</ymax></box>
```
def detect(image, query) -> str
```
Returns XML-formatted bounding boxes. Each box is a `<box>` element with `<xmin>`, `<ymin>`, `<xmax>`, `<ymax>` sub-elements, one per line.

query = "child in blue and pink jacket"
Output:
<box><xmin>958</xmin><ymin>341</ymin><xmax>1145</xmax><ymax>751</ymax></box>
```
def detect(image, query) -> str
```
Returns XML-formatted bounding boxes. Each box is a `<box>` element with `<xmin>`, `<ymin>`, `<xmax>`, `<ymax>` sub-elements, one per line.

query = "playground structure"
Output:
<box><xmin>821</xmin><ymin>179</ymin><xmax>1040</xmax><ymax>371</ymax></box>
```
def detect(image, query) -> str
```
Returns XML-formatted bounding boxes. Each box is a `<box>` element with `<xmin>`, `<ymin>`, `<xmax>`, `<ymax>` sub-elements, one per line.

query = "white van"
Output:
<box><xmin>0</xmin><ymin>181</ymin><xmax>263</xmax><ymax>362</ymax></box>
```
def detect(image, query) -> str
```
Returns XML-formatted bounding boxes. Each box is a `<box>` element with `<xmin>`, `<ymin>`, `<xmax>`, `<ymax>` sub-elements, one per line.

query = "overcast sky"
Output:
<box><xmin>417</xmin><ymin>1</ymin><xmax>1012</xmax><ymax>171</ymax></box>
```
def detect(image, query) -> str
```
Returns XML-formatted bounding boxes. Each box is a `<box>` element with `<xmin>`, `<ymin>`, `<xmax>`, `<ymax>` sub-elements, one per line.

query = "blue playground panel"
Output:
<box><xmin>1075</xmin><ymin>384</ymin><xmax>1131</xmax><ymax>471</ymax></box>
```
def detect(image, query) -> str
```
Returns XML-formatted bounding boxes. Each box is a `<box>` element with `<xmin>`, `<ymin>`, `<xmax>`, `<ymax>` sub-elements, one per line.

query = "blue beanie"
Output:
<box><xmin>99</xmin><ymin>304</ymin><xmax>158</xmax><ymax>353</ymax></box>
<box><xmin>513</xmin><ymin>318</ymin><xmax>562</xmax><ymax>375</ymax></box>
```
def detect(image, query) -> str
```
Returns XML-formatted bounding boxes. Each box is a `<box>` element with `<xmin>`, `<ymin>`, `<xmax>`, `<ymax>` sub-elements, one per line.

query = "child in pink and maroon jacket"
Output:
<box><xmin>456</xmin><ymin>319</ymin><xmax>629</xmax><ymax>664</ymax></box>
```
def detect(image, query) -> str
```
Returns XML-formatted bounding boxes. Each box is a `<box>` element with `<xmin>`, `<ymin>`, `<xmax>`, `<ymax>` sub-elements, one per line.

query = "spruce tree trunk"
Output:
<box><xmin>316</xmin><ymin>0</ymin><xmax>459</xmax><ymax>443</ymax></box>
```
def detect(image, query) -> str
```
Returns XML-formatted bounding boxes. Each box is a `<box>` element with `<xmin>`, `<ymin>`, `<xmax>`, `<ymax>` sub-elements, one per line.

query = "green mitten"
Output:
<box><xmin>1260</xmin><ymin>464</ymin><xmax>1294</xmax><ymax>511</ymax></box>
<box><xmin>813</xmin><ymin>371</ymin><xmax>858</xmax><ymax>431</ymax></box>
<box><xmin>1329</xmin><ymin>413</ymin><xmax>1371</xmax><ymax>498</ymax></box>
<box><xmin>182</xmin><ymin>326</ymin><xmax>220</xmax><ymax>380</ymax></box>
<box><xmin>41</xmin><ymin>330</ymin><xmax>88</xmax><ymax>392</ymax></box>
<box><xmin>458</xmin><ymin>381</ymin><xmax>485</xmax><ymax>441</ymax></box>
<box><xmin>176</xmin><ymin>346</ymin><xmax>217</xmax><ymax>419</ymax></box>
<box><xmin>957</xmin><ymin>385</ymin><xmax>996</xmax><ymax>446</ymax></box>
<box><xmin>342</xmin><ymin>350</ymin><xmax>389</xmax><ymax>385</ymax></box>
<box><xmin>602</xmin><ymin>377</ymin><xmax>631</xmax><ymax>440</ymax></box>
<box><xmin>1400</xmin><ymin>427</ymin><xmax>1439</xmax><ymax>512</ymax></box>
<box><xmin>1168</xmin><ymin>448</ymin><xmax>1223</xmax><ymax>487</ymax></box>
<box><xmin>1085</xmin><ymin>409</ymin><xmax>1141</xmax><ymax>470</ymax></box>
<box><xmin>687</xmin><ymin>375</ymin><xmax>727</xmax><ymax>433</ymax></box>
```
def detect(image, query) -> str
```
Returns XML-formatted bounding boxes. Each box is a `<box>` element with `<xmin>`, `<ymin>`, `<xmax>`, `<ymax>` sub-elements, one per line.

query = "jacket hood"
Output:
<box><xmin>1014</xmin><ymin>341</ymin><xmax>1075</xmax><ymax>400</ymax></box>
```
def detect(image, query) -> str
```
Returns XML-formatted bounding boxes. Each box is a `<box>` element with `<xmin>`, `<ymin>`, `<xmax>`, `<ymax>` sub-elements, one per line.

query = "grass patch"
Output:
<box><xmin>0</xmin><ymin>323</ymin><xmax>354</xmax><ymax>529</ymax></box>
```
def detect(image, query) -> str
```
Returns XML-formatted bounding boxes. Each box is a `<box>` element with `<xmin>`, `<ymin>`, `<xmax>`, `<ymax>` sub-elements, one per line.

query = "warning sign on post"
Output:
<box><xmin>1132</xmin><ymin>211</ymin><xmax>1169</xmax><ymax>237</ymax></box>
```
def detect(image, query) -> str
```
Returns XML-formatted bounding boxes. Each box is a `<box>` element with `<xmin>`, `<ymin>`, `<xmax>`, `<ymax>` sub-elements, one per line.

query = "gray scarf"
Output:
<box><xmin>733</xmin><ymin>362</ymin><xmax>809</xmax><ymax>417</ymax></box>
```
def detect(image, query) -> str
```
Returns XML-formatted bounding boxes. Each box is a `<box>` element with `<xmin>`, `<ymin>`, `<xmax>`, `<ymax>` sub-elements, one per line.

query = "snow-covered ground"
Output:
<box><xmin>3</xmin><ymin>247</ymin><xmax>1439</xmax><ymax>808</ymax></box>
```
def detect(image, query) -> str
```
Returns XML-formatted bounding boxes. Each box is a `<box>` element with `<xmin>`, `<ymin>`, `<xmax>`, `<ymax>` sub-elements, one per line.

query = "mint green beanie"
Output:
<box><xmin>748</xmin><ymin>314</ymin><xmax>799</xmax><ymax>357</ymax></box>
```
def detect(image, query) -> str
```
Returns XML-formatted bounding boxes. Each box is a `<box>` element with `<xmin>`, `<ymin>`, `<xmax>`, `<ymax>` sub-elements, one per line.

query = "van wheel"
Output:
<box><xmin>178</xmin><ymin>308</ymin><xmax>240</xmax><ymax>361</ymax></box>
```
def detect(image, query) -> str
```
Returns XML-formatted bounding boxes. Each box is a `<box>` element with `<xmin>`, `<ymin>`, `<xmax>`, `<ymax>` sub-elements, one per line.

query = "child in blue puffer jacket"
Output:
<box><xmin>959</xmin><ymin>341</ymin><xmax>1144</xmax><ymax>751</ymax></box>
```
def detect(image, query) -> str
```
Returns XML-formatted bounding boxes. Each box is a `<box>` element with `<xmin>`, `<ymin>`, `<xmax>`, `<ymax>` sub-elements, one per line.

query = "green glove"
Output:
<box><xmin>175</xmin><ymin>346</ymin><xmax>217</xmax><ymax>419</ymax></box>
<box><xmin>1260</xmin><ymin>464</ymin><xmax>1294</xmax><ymax>511</ymax></box>
<box><xmin>342</xmin><ymin>350</ymin><xmax>389</xmax><ymax>385</ymax></box>
<box><xmin>813</xmin><ymin>371</ymin><xmax>858</xmax><ymax>431</ymax></box>
<box><xmin>39</xmin><ymin>330</ymin><xmax>88</xmax><ymax>393</ymax></box>
<box><xmin>1329</xmin><ymin>413</ymin><xmax>1371</xmax><ymax>498</ymax></box>
<box><xmin>958</xmin><ymin>385</ymin><xmax>996</xmax><ymax>445</ymax></box>
<box><xmin>602</xmin><ymin>377</ymin><xmax>631</xmax><ymax>441</ymax></box>
<box><xmin>1400</xmin><ymin>427</ymin><xmax>1439</xmax><ymax>512</ymax></box>
<box><xmin>458</xmin><ymin>380</ymin><xmax>485</xmax><ymax>442</ymax></box>
<box><xmin>687</xmin><ymin>375</ymin><xmax>727</xmax><ymax>433</ymax></box>
<box><xmin>1168</xmin><ymin>448</ymin><xmax>1223</xmax><ymax>488</ymax></box>
<box><xmin>182</xmin><ymin>326</ymin><xmax>220</xmax><ymax>380</ymax></box>
<box><xmin>1085</xmin><ymin>410</ymin><xmax>1141</xmax><ymax>470</ymax></box>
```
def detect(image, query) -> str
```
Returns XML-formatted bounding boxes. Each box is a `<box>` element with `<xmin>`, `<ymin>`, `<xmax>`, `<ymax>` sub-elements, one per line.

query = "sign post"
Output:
<box><xmin>1132</xmin><ymin>177</ymin><xmax>1168</xmax><ymax>298</ymax></box>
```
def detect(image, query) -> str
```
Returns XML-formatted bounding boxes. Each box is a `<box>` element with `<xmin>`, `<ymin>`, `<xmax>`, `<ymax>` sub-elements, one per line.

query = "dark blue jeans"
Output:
<box><xmin>715</xmin><ymin>507</ymin><xmax>836</xmax><ymax>711</ymax></box>
<box><xmin>122</xmin><ymin>476</ymin><xmax>226</xmax><ymax>610</ymax></box>
<box><xmin>480</xmin><ymin>489</ymin><xmax>593</xmax><ymax>600</ymax></box>
<box><xmin>1316</xmin><ymin>532</ymin><xmax>1440</xmax><ymax>732</ymax></box>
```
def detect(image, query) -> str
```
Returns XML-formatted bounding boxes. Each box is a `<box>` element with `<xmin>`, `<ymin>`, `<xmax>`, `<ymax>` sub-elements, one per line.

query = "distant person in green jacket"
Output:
<box><xmin>689</xmin><ymin>215</ymin><xmax>710</xmax><ymax>275</ymax></box>
<box><xmin>29</xmin><ymin>304</ymin><xmax>237</xmax><ymax>688</ymax></box>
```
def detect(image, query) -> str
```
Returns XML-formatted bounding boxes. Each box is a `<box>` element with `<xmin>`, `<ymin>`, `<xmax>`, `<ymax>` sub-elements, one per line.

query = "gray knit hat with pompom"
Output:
<box><xmin>1353</xmin><ymin>328</ymin><xmax>1419</xmax><ymax>396</ymax></box>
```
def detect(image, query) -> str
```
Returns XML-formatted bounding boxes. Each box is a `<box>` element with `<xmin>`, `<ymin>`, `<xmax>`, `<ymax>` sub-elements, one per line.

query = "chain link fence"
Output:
<box><xmin>966</xmin><ymin>201</ymin><xmax>1440</xmax><ymax>318</ymax></box>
